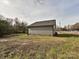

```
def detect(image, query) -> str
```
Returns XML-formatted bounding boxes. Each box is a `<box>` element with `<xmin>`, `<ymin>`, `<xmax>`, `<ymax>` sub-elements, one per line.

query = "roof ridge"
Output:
<box><xmin>35</xmin><ymin>19</ymin><xmax>56</xmax><ymax>23</ymax></box>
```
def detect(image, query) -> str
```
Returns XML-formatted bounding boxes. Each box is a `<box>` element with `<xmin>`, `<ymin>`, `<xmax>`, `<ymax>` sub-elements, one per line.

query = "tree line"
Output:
<box><xmin>57</xmin><ymin>23</ymin><xmax>79</xmax><ymax>31</ymax></box>
<box><xmin>0</xmin><ymin>15</ymin><xmax>28</xmax><ymax>37</ymax></box>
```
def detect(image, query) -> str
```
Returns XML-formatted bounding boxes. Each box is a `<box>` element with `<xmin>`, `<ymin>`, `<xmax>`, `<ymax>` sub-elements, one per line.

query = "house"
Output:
<box><xmin>28</xmin><ymin>20</ymin><xmax>56</xmax><ymax>36</ymax></box>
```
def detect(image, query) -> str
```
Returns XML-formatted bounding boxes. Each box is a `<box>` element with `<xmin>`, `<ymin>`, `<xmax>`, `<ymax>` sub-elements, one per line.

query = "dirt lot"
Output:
<box><xmin>0</xmin><ymin>34</ymin><xmax>79</xmax><ymax>59</ymax></box>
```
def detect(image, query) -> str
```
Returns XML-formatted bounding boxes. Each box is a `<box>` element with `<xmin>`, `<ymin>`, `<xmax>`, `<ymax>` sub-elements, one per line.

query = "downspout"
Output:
<box><xmin>52</xmin><ymin>25</ymin><xmax>54</xmax><ymax>36</ymax></box>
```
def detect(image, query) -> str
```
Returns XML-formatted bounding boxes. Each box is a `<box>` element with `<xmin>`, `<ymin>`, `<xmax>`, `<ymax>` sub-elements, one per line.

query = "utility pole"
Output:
<box><xmin>59</xmin><ymin>21</ymin><xmax>61</xmax><ymax>28</ymax></box>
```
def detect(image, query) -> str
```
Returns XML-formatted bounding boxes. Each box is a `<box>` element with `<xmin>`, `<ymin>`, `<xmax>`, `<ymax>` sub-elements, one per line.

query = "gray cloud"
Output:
<box><xmin>0</xmin><ymin>0</ymin><xmax>79</xmax><ymax>26</ymax></box>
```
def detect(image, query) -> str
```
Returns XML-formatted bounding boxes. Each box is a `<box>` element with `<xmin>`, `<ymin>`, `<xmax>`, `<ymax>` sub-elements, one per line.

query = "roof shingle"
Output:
<box><xmin>28</xmin><ymin>20</ymin><xmax>56</xmax><ymax>27</ymax></box>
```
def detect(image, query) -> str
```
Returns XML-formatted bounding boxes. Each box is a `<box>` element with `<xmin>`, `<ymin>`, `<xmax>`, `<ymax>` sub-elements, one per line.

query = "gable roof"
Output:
<box><xmin>28</xmin><ymin>20</ymin><xmax>56</xmax><ymax>27</ymax></box>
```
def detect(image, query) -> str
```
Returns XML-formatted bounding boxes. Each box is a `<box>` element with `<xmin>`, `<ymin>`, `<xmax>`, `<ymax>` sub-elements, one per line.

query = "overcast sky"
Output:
<box><xmin>0</xmin><ymin>0</ymin><xmax>79</xmax><ymax>26</ymax></box>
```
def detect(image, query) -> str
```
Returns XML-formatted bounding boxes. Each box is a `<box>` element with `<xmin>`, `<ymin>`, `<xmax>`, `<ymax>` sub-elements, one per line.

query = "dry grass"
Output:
<box><xmin>0</xmin><ymin>34</ymin><xmax>79</xmax><ymax>59</ymax></box>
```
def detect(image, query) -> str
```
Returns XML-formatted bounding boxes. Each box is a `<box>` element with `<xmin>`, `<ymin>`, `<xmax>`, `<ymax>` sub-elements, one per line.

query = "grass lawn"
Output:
<box><xmin>0</xmin><ymin>34</ymin><xmax>79</xmax><ymax>59</ymax></box>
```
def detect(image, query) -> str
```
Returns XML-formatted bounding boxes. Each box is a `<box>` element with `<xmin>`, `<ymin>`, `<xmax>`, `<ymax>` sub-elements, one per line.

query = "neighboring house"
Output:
<box><xmin>28</xmin><ymin>20</ymin><xmax>56</xmax><ymax>36</ymax></box>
